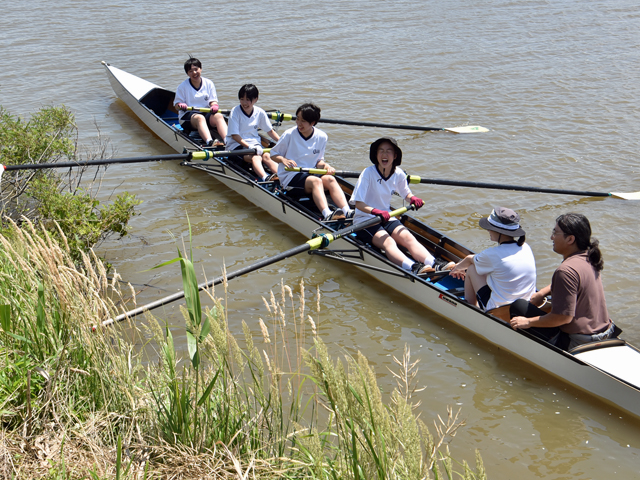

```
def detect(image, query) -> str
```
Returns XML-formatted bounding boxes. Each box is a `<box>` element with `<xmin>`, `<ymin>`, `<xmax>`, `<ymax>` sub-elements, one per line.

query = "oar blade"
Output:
<box><xmin>610</xmin><ymin>191</ymin><xmax>640</xmax><ymax>201</ymax></box>
<box><xmin>444</xmin><ymin>125</ymin><xmax>489</xmax><ymax>134</ymax></box>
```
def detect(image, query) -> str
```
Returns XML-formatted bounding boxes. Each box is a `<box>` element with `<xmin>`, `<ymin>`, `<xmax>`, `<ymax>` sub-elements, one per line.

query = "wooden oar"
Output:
<box><xmin>265</xmin><ymin>112</ymin><xmax>488</xmax><ymax>134</ymax></box>
<box><xmin>0</xmin><ymin>148</ymin><xmax>265</xmax><ymax>175</ymax></box>
<box><xmin>97</xmin><ymin>205</ymin><xmax>412</xmax><ymax>329</ymax></box>
<box><xmin>286</xmin><ymin>168</ymin><xmax>640</xmax><ymax>201</ymax></box>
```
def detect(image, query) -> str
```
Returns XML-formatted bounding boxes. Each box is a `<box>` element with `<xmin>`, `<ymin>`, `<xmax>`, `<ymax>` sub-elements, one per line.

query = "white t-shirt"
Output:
<box><xmin>271</xmin><ymin>127</ymin><xmax>328</xmax><ymax>188</ymax></box>
<box><xmin>473</xmin><ymin>242</ymin><xmax>537</xmax><ymax>311</ymax></box>
<box><xmin>350</xmin><ymin>165</ymin><xmax>412</xmax><ymax>223</ymax></box>
<box><xmin>174</xmin><ymin>77</ymin><xmax>218</xmax><ymax>123</ymax></box>
<box><xmin>225</xmin><ymin>105</ymin><xmax>273</xmax><ymax>150</ymax></box>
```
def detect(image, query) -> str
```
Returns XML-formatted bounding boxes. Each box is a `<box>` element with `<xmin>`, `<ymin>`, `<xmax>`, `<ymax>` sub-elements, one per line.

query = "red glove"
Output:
<box><xmin>177</xmin><ymin>103</ymin><xmax>188</xmax><ymax>111</ymax></box>
<box><xmin>371</xmin><ymin>208</ymin><xmax>391</xmax><ymax>223</ymax></box>
<box><xmin>209</xmin><ymin>104</ymin><xmax>219</xmax><ymax>114</ymax></box>
<box><xmin>410</xmin><ymin>196</ymin><xmax>424</xmax><ymax>209</ymax></box>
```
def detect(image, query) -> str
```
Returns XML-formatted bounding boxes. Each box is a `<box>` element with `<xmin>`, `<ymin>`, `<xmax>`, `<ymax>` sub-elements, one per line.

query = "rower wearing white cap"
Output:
<box><xmin>450</xmin><ymin>207</ymin><xmax>537</xmax><ymax>311</ymax></box>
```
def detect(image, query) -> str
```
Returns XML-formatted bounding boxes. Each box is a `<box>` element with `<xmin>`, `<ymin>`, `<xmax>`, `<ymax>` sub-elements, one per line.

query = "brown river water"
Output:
<box><xmin>2</xmin><ymin>0</ymin><xmax>639</xmax><ymax>477</ymax></box>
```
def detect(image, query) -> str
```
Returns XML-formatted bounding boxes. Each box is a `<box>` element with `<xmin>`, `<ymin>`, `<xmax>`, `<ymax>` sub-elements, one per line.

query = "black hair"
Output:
<box><xmin>184</xmin><ymin>57</ymin><xmax>202</xmax><ymax>74</ymax></box>
<box><xmin>516</xmin><ymin>235</ymin><xmax>526</xmax><ymax>247</ymax></box>
<box><xmin>238</xmin><ymin>84</ymin><xmax>259</xmax><ymax>101</ymax></box>
<box><xmin>556</xmin><ymin>213</ymin><xmax>604</xmax><ymax>271</ymax></box>
<box><xmin>295</xmin><ymin>103</ymin><xmax>321</xmax><ymax>125</ymax></box>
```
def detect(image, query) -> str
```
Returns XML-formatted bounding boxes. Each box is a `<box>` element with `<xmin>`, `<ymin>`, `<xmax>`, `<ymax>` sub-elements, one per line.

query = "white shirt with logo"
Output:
<box><xmin>350</xmin><ymin>165</ymin><xmax>412</xmax><ymax>223</ymax></box>
<box><xmin>174</xmin><ymin>77</ymin><xmax>218</xmax><ymax>122</ymax></box>
<box><xmin>225</xmin><ymin>105</ymin><xmax>273</xmax><ymax>150</ymax></box>
<box><xmin>272</xmin><ymin>126</ymin><xmax>327</xmax><ymax>188</ymax></box>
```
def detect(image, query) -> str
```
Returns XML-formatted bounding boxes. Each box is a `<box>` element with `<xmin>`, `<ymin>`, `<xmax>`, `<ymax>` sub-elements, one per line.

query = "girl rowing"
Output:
<box><xmin>350</xmin><ymin>137</ymin><xmax>454</xmax><ymax>276</ymax></box>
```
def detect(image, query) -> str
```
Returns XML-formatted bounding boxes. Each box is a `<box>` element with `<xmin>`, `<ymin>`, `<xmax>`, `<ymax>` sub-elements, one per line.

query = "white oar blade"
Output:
<box><xmin>444</xmin><ymin>125</ymin><xmax>490</xmax><ymax>134</ymax></box>
<box><xmin>610</xmin><ymin>191</ymin><xmax>640</xmax><ymax>201</ymax></box>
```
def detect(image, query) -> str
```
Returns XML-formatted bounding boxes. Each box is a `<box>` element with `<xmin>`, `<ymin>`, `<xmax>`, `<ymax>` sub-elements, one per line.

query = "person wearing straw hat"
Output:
<box><xmin>450</xmin><ymin>207</ymin><xmax>536</xmax><ymax>311</ymax></box>
<box><xmin>350</xmin><ymin>137</ymin><xmax>454</xmax><ymax>276</ymax></box>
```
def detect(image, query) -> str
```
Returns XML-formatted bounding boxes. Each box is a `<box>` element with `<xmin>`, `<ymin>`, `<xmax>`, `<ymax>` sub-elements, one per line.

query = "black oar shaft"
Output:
<box><xmin>101</xmin><ymin>242</ymin><xmax>312</xmax><ymax>327</ymax></box>
<box><xmin>4</xmin><ymin>154</ymin><xmax>191</xmax><ymax>171</ymax></box>
<box><xmin>102</xmin><ymin>211</ymin><xmax>404</xmax><ymax>327</ymax></box>
<box><xmin>329</xmin><ymin>170</ymin><xmax>613</xmax><ymax>198</ymax></box>
<box><xmin>409</xmin><ymin>178</ymin><xmax>611</xmax><ymax>197</ymax></box>
<box><xmin>99</xmin><ymin>209</ymin><xmax>407</xmax><ymax>328</ymax></box>
<box><xmin>318</xmin><ymin>118</ymin><xmax>443</xmax><ymax>132</ymax></box>
<box><xmin>2</xmin><ymin>148</ymin><xmax>263</xmax><ymax>172</ymax></box>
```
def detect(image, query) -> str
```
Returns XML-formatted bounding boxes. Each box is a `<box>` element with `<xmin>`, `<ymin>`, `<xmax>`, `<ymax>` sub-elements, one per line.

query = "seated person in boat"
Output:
<box><xmin>270</xmin><ymin>103</ymin><xmax>353</xmax><ymax>221</ymax></box>
<box><xmin>450</xmin><ymin>207</ymin><xmax>536</xmax><ymax>311</ymax></box>
<box><xmin>350</xmin><ymin>136</ymin><xmax>454</xmax><ymax>276</ymax></box>
<box><xmin>174</xmin><ymin>57</ymin><xmax>227</xmax><ymax>147</ymax></box>
<box><xmin>225</xmin><ymin>84</ymin><xmax>280</xmax><ymax>182</ymax></box>
<box><xmin>510</xmin><ymin>213</ymin><xmax>615</xmax><ymax>351</ymax></box>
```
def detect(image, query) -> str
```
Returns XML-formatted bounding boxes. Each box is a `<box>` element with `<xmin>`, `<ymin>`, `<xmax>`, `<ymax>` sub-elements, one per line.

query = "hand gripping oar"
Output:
<box><xmin>96</xmin><ymin>205</ymin><xmax>412</xmax><ymax>329</ymax></box>
<box><xmin>265</xmin><ymin>112</ymin><xmax>488</xmax><ymax>134</ymax></box>
<box><xmin>0</xmin><ymin>148</ymin><xmax>267</xmax><ymax>176</ymax></box>
<box><xmin>285</xmin><ymin>168</ymin><xmax>640</xmax><ymax>201</ymax></box>
<box><xmin>185</xmin><ymin>106</ymin><xmax>231</xmax><ymax>114</ymax></box>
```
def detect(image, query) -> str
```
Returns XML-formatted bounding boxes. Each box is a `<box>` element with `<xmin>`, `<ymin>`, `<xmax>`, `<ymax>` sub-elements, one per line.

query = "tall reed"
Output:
<box><xmin>0</xmin><ymin>220</ymin><xmax>487</xmax><ymax>479</ymax></box>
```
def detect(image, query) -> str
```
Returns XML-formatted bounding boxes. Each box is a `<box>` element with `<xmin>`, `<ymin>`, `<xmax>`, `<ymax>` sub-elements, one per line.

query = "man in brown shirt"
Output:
<box><xmin>510</xmin><ymin>213</ymin><xmax>614</xmax><ymax>351</ymax></box>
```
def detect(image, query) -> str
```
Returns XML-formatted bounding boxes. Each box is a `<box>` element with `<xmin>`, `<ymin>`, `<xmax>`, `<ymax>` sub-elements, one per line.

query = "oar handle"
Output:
<box><xmin>308</xmin><ymin>205</ymin><xmax>411</xmax><ymax>249</ymax></box>
<box><xmin>185</xmin><ymin>107</ymin><xmax>231</xmax><ymax>114</ymax></box>
<box><xmin>190</xmin><ymin>148</ymin><xmax>271</xmax><ymax>161</ymax></box>
<box><xmin>285</xmin><ymin>167</ymin><xmax>329</xmax><ymax>175</ymax></box>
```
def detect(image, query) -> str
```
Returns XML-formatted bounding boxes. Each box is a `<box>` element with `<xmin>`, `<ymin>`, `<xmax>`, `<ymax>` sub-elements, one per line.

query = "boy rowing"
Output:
<box><xmin>225</xmin><ymin>84</ymin><xmax>280</xmax><ymax>182</ymax></box>
<box><xmin>270</xmin><ymin>103</ymin><xmax>353</xmax><ymax>221</ymax></box>
<box><xmin>174</xmin><ymin>57</ymin><xmax>227</xmax><ymax>147</ymax></box>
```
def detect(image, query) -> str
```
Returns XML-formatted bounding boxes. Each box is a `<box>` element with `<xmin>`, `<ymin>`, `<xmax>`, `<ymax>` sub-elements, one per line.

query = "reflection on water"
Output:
<box><xmin>2</xmin><ymin>0</ymin><xmax>640</xmax><ymax>478</ymax></box>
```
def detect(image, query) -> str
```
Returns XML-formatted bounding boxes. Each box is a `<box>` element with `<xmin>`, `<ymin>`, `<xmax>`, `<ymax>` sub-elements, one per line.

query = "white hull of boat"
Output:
<box><xmin>103</xmin><ymin>61</ymin><xmax>640</xmax><ymax>420</ymax></box>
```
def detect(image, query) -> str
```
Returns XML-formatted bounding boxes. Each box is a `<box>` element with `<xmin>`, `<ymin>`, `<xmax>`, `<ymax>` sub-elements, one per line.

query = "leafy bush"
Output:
<box><xmin>0</xmin><ymin>105</ymin><xmax>139</xmax><ymax>259</ymax></box>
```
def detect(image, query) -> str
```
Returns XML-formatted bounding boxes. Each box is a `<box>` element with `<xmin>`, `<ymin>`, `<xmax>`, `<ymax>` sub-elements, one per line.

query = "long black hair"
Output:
<box><xmin>556</xmin><ymin>213</ymin><xmax>604</xmax><ymax>271</ymax></box>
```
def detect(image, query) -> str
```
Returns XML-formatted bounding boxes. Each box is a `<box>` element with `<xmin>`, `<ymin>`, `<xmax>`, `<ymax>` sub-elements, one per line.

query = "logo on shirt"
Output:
<box><xmin>313</xmin><ymin>149</ymin><xmax>320</xmax><ymax>154</ymax></box>
<box><xmin>204</xmin><ymin>95</ymin><xmax>210</xmax><ymax>102</ymax></box>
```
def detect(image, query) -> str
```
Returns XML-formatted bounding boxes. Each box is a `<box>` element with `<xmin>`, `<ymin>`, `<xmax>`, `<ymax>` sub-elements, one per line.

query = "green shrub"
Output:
<box><xmin>0</xmin><ymin>105</ymin><xmax>140</xmax><ymax>260</ymax></box>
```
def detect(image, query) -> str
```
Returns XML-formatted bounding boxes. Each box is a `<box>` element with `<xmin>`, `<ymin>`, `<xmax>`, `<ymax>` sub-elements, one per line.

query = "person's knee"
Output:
<box><xmin>308</xmin><ymin>176</ymin><xmax>322</xmax><ymax>187</ymax></box>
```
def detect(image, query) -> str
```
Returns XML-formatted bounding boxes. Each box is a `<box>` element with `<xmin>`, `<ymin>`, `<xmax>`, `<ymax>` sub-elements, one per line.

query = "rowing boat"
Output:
<box><xmin>102</xmin><ymin>61</ymin><xmax>640</xmax><ymax>420</ymax></box>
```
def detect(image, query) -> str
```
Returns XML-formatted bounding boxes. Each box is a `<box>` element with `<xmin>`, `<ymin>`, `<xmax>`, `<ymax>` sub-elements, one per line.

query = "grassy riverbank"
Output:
<box><xmin>0</xmin><ymin>222</ymin><xmax>487</xmax><ymax>479</ymax></box>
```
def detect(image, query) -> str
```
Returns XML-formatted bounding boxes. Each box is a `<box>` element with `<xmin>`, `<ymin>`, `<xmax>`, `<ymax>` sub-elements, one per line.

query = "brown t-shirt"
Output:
<box><xmin>551</xmin><ymin>252</ymin><xmax>611</xmax><ymax>334</ymax></box>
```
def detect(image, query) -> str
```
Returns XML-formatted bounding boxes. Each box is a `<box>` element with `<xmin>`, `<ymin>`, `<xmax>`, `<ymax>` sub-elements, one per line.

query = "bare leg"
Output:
<box><xmin>262</xmin><ymin>153</ymin><xmax>279</xmax><ymax>174</ymax></box>
<box><xmin>209</xmin><ymin>112</ymin><xmax>227</xmax><ymax>139</ymax></box>
<box><xmin>392</xmin><ymin>226</ymin><xmax>436</xmax><ymax>266</ymax></box>
<box><xmin>190</xmin><ymin>114</ymin><xmax>212</xmax><ymax>143</ymax></box>
<box><xmin>321</xmin><ymin>175</ymin><xmax>349</xmax><ymax>209</ymax></box>
<box><xmin>372</xmin><ymin>230</ymin><xmax>411</xmax><ymax>267</ymax></box>
<box><xmin>305</xmin><ymin>176</ymin><xmax>329</xmax><ymax>212</ymax></box>
<box><xmin>245</xmin><ymin>154</ymin><xmax>267</xmax><ymax>179</ymax></box>
<box><xmin>464</xmin><ymin>263</ymin><xmax>487</xmax><ymax>306</ymax></box>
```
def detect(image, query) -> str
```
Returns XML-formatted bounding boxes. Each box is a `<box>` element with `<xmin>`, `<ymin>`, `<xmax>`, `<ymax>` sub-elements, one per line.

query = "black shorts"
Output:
<box><xmin>285</xmin><ymin>172</ymin><xmax>311</xmax><ymax>191</ymax></box>
<box><xmin>356</xmin><ymin>219</ymin><xmax>403</xmax><ymax>245</ymax></box>
<box><xmin>476</xmin><ymin>284</ymin><xmax>492</xmax><ymax>310</ymax></box>
<box><xmin>179</xmin><ymin>111</ymin><xmax>213</xmax><ymax>132</ymax></box>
